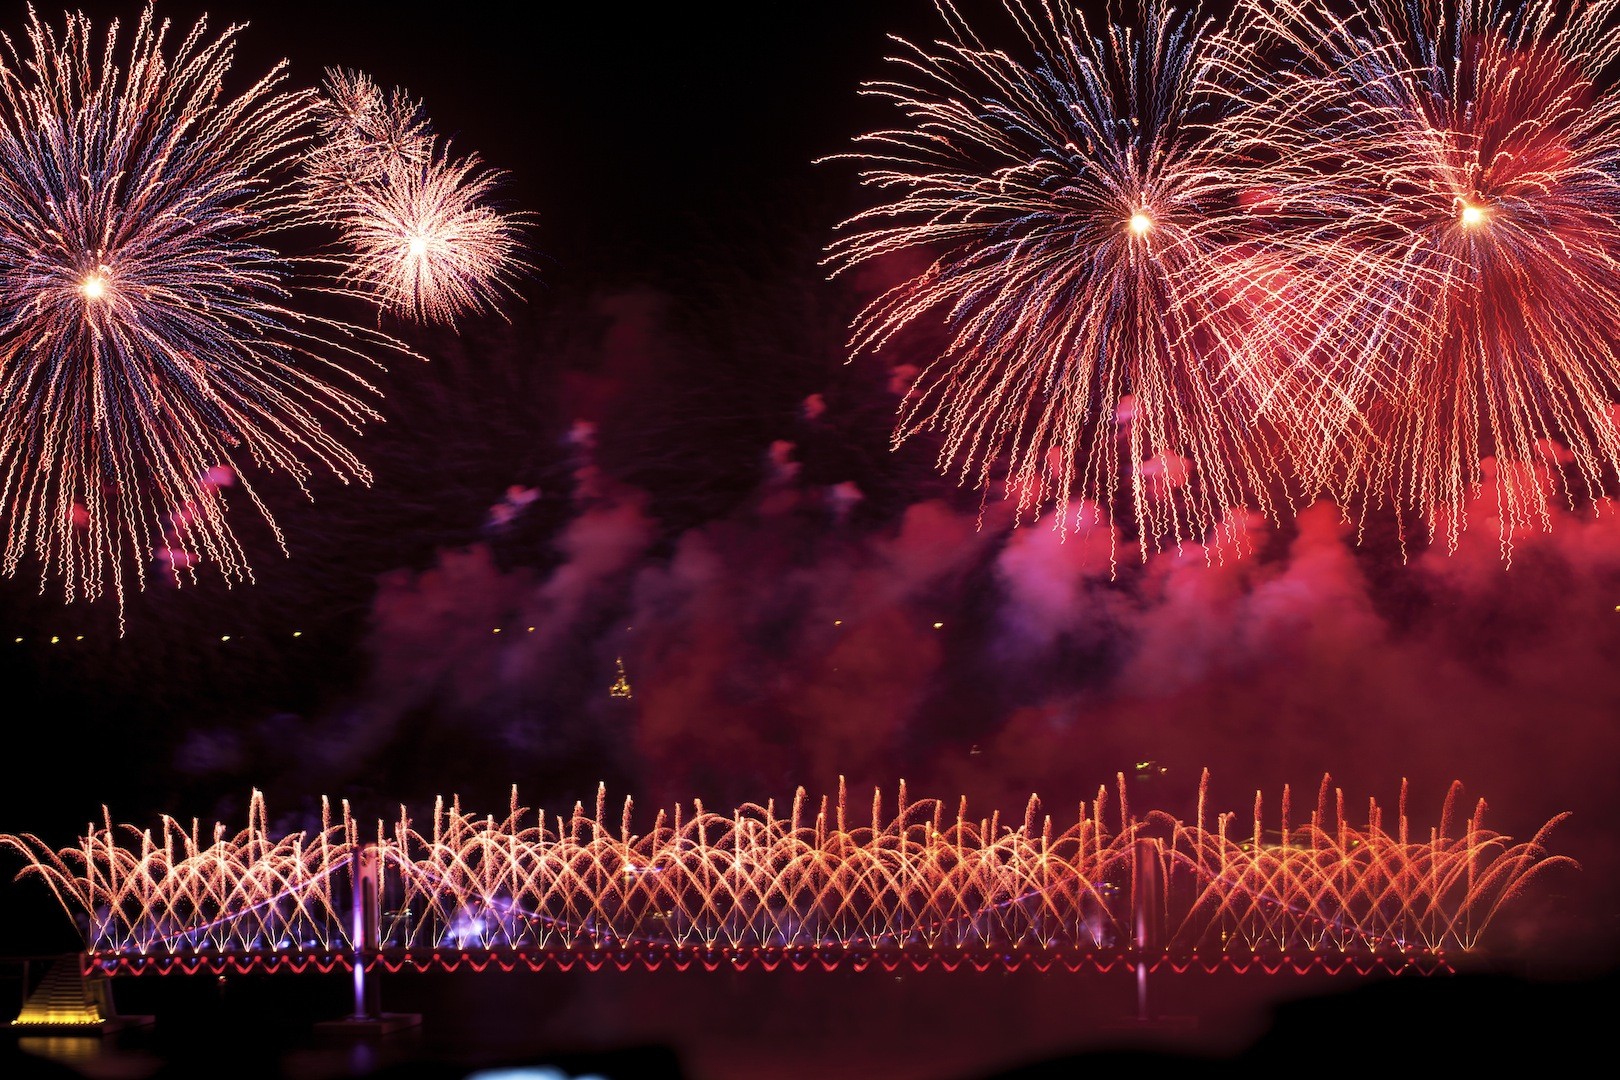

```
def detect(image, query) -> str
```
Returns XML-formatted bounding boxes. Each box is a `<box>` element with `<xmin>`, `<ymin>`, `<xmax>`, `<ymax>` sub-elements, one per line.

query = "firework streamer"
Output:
<box><xmin>1212</xmin><ymin>0</ymin><xmax>1620</xmax><ymax>555</ymax></box>
<box><xmin>825</xmin><ymin>0</ymin><xmax>1318</xmax><ymax>557</ymax></box>
<box><xmin>0</xmin><ymin>776</ymin><xmax>1575</xmax><ymax>962</ymax></box>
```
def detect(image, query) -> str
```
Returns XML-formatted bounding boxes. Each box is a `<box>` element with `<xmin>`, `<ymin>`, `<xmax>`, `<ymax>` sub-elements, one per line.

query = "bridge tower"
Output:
<box><xmin>1131</xmin><ymin>834</ymin><xmax>1163</xmax><ymax>1022</ymax></box>
<box><xmin>316</xmin><ymin>843</ymin><xmax>419</xmax><ymax>1035</ymax></box>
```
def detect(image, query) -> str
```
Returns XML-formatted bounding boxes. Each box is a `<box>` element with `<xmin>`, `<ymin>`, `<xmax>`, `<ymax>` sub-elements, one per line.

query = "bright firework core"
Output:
<box><xmin>406</xmin><ymin>235</ymin><xmax>429</xmax><ymax>257</ymax></box>
<box><xmin>1128</xmin><ymin>211</ymin><xmax>1154</xmax><ymax>236</ymax></box>
<box><xmin>1460</xmin><ymin>203</ymin><xmax>1487</xmax><ymax>227</ymax></box>
<box><xmin>78</xmin><ymin>272</ymin><xmax>108</xmax><ymax>300</ymax></box>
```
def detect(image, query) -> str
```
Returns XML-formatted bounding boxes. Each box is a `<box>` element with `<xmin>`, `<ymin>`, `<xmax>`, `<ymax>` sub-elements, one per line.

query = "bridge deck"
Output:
<box><xmin>83</xmin><ymin>943</ymin><xmax>1454</xmax><ymax>976</ymax></box>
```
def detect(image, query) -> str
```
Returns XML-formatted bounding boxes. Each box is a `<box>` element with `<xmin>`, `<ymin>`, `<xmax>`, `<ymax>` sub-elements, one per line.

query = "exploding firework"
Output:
<box><xmin>307</xmin><ymin>66</ymin><xmax>529</xmax><ymax>327</ymax></box>
<box><xmin>826</xmin><ymin>0</ymin><xmax>1315</xmax><ymax>554</ymax></box>
<box><xmin>0</xmin><ymin>7</ymin><xmax>525</xmax><ymax>619</ymax></box>
<box><xmin>0</xmin><ymin>773</ymin><xmax>1573</xmax><ymax>969</ymax></box>
<box><xmin>303</xmin><ymin>68</ymin><xmax>433</xmax><ymax>210</ymax></box>
<box><xmin>336</xmin><ymin>146</ymin><xmax>529</xmax><ymax>326</ymax></box>
<box><xmin>1214</xmin><ymin>0</ymin><xmax>1620</xmax><ymax>554</ymax></box>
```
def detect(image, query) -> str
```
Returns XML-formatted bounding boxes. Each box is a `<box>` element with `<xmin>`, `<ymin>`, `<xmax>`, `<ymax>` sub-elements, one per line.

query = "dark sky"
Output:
<box><xmin>1</xmin><ymin>0</ymin><xmax>1617</xmax><ymax>1013</ymax></box>
<box><xmin>215</xmin><ymin>0</ymin><xmax>919</xmax><ymax>284</ymax></box>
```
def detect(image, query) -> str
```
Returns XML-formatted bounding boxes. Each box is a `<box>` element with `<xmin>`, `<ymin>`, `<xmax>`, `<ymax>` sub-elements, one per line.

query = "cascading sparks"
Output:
<box><xmin>0</xmin><ymin>773</ymin><xmax>1574</xmax><ymax>973</ymax></box>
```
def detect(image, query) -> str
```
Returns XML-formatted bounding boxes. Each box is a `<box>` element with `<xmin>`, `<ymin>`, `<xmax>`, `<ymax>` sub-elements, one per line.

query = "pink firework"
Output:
<box><xmin>303</xmin><ymin>68</ymin><xmax>433</xmax><ymax>212</ymax></box>
<box><xmin>0</xmin><ymin>6</ymin><xmax>528</xmax><ymax>620</ymax></box>
<box><xmin>825</xmin><ymin>1</ymin><xmax>1318</xmax><ymax>553</ymax></box>
<box><xmin>0</xmin><ymin>7</ymin><xmax>408</xmax><ymax>616</ymax></box>
<box><xmin>1215</xmin><ymin>0</ymin><xmax>1620</xmax><ymax>554</ymax></box>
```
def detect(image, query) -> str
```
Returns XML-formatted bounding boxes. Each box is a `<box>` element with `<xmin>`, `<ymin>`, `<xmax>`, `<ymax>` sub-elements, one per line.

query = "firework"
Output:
<box><xmin>1214</xmin><ymin>0</ymin><xmax>1620</xmax><ymax>554</ymax></box>
<box><xmin>303</xmin><ymin>68</ymin><xmax>433</xmax><ymax>210</ymax></box>
<box><xmin>304</xmin><ymin>66</ymin><xmax>529</xmax><ymax>327</ymax></box>
<box><xmin>825</xmin><ymin>0</ymin><xmax>1316</xmax><ymax>553</ymax></box>
<box><xmin>1</xmin><ymin>773</ymin><xmax>1572</xmax><ymax>968</ymax></box>
<box><xmin>0</xmin><ymin>7</ymin><xmax>525</xmax><ymax>619</ymax></box>
<box><xmin>336</xmin><ymin>145</ymin><xmax>529</xmax><ymax>326</ymax></box>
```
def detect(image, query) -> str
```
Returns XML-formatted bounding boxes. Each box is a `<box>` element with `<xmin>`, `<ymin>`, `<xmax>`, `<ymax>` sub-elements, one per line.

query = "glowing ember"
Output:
<box><xmin>78</xmin><ymin>272</ymin><xmax>108</xmax><ymax>300</ymax></box>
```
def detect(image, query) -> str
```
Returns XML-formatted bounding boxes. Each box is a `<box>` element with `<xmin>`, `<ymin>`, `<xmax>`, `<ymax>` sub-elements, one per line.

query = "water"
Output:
<box><xmin>5</xmin><ymin>963</ymin><xmax>1615</xmax><ymax>1079</ymax></box>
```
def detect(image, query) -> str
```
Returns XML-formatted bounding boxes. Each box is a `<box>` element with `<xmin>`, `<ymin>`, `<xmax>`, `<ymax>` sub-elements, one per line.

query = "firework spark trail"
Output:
<box><xmin>825</xmin><ymin>0</ymin><xmax>1319</xmax><ymax>556</ymax></box>
<box><xmin>0</xmin><ymin>774</ymin><xmax>1574</xmax><ymax>962</ymax></box>
<box><xmin>0</xmin><ymin>7</ymin><xmax>399</xmax><ymax>616</ymax></box>
<box><xmin>0</xmin><ymin>6</ymin><xmax>527</xmax><ymax>621</ymax></box>
<box><xmin>1212</xmin><ymin>0</ymin><xmax>1620</xmax><ymax>555</ymax></box>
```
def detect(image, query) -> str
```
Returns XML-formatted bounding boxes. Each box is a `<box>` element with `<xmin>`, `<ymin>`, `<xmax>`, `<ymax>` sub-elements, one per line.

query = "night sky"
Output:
<box><xmin>1</xmin><ymin>1</ymin><xmax>1619</xmax><ymax>1074</ymax></box>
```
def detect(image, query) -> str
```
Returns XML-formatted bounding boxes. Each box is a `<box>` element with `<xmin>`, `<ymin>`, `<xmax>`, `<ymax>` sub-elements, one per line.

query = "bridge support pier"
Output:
<box><xmin>315</xmin><ymin>844</ymin><xmax>419</xmax><ymax>1037</ymax></box>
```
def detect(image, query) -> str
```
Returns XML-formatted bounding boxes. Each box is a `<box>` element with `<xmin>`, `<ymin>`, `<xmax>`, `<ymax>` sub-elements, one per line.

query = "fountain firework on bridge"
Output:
<box><xmin>0</xmin><ymin>772</ymin><xmax>1573</xmax><ymax>977</ymax></box>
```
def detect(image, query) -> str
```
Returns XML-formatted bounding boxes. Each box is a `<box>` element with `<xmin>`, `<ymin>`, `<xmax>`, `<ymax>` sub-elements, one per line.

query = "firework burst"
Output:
<box><xmin>0</xmin><ymin>7</ymin><xmax>527</xmax><ymax>621</ymax></box>
<box><xmin>1214</xmin><ymin>0</ymin><xmax>1620</xmax><ymax>554</ymax></box>
<box><xmin>825</xmin><ymin>0</ymin><xmax>1314</xmax><ymax>554</ymax></box>
<box><xmin>304</xmin><ymin>66</ymin><xmax>530</xmax><ymax>328</ymax></box>
<box><xmin>303</xmin><ymin>68</ymin><xmax>432</xmax><ymax>211</ymax></box>
<box><xmin>337</xmin><ymin>145</ymin><xmax>529</xmax><ymax>326</ymax></box>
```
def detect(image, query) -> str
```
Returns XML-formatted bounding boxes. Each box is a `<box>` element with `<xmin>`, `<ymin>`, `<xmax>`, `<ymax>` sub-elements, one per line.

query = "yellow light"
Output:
<box><xmin>12</xmin><ymin>1011</ymin><xmax>105</xmax><ymax>1027</ymax></box>
<box><xmin>1460</xmin><ymin>203</ymin><xmax>1486</xmax><ymax>227</ymax></box>
<box><xmin>220</xmin><ymin>635</ymin><xmax>230</xmax><ymax>642</ymax></box>
<box><xmin>292</xmin><ymin>631</ymin><xmax>302</xmax><ymax>637</ymax></box>
<box><xmin>79</xmin><ymin>273</ymin><xmax>108</xmax><ymax>300</ymax></box>
<box><xmin>1127</xmin><ymin>212</ymin><xmax>1153</xmax><ymax>237</ymax></box>
<box><xmin>492</xmin><ymin>627</ymin><xmax>502</xmax><ymax>634</ymax></box>
<box><xmin>932</xmin><ymin>621</ymin><xmax>944</xmax><ymax>629</ymax></box>
<box><xmin>527</xmin><ymin>626</ymin><xmax>535</xmax><ymax>632</ymax></box>
<box><xmin>50</xmin><ymin>636</ymin><xmax>59</xmax><ymax>644</ymax></box>
<box><xmin>609</xmin><ymin>656</ymin><xmax>633</xmax><ymax>699</ymax></box>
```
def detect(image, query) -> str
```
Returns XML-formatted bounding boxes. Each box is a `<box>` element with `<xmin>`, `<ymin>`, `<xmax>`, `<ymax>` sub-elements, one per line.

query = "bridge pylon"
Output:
<box><xmin>314</xmin><ymin>844</ymin><xmax>419</xmax><ymax>1037</ymax></box>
